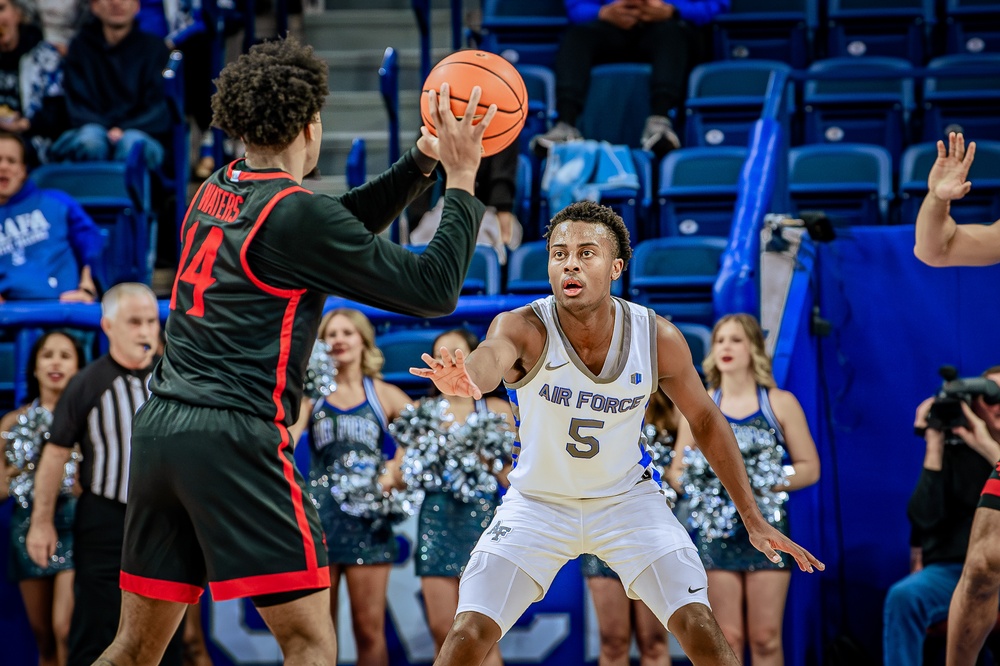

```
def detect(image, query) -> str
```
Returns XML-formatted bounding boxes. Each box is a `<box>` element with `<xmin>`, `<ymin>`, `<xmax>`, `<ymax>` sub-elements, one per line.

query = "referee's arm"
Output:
<box><xmin>26</xmin><ymin>442</ymin><xmax>73</xmax><ymax>567</ymax></box>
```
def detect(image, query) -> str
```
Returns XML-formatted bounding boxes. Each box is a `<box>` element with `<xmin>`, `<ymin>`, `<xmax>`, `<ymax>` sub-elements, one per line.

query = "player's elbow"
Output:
<box><xmin>914</xmin><ymin>243</ymin><xmax>950</xmax><ymax>267</ymax></box>
<box><xmin>410</xmin><ymin>293</ymin><xmax>460</xmax><ymax>318</ymax></box>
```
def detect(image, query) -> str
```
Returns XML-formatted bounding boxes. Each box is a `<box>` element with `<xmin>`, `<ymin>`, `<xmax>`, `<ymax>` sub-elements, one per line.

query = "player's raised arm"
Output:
<box><xmin>654</xmin><ymin>317</ymin><xmax>824</xmax><ymax>574</ymax></box>
<box><xmin>410</xmin><ymin>307</ymin><xmax>541</xmax><ymax>398</ymax></box>
<box><xmin>914</xmin><ymin>132</ymin><xmax>1000</xmax><ymax>267</ymax></box>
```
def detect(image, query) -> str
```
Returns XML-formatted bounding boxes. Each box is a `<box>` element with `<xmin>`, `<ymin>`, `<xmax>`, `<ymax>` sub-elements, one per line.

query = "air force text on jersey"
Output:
<box><xmin>537</xmin><ymin>383</ymin><xmax>647</xmax><ymax>414</ymax></box>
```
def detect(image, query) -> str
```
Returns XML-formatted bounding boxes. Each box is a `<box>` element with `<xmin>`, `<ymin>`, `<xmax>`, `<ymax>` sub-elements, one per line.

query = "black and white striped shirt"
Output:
<box><xmin>49</xmin><ymin>354</ymin><xmax>156</xmax><ymax>504</ymax></box>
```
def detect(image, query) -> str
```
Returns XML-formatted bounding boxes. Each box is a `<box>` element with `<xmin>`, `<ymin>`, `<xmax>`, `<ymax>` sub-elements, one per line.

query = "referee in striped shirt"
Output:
<box><xmin>26</xmin><ymin>283</ymin><xmax>182</xmax><ymax>666</ymax></box>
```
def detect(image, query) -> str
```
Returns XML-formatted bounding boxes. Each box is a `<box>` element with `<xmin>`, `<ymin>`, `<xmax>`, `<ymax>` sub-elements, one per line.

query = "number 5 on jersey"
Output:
<box><xmin>567</xmin><ymin>418</ymin><xmax>604</xmax><ymax>459</ymax></box>
<box><xmin>171</xmin><ymin>222</ymin><xmax>224</xmax><ymax>317</ymax></box>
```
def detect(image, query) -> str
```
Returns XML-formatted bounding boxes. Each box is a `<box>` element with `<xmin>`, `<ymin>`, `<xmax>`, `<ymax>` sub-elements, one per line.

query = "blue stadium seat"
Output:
<box><xmin>658</xmin><ymin>147</ymin><xmax>746</xmax><ymax>237</ymax></box>
<box><xmin>922</xmin><ymin>54</ymin><xmax>1000</xmax><ymax>143</ymax></box>
<box><xmin>898</xmin><ymin>140</ymin><xmax>1000</xmax><ymax>225</ymax></box>
<box><xmin>788</xmin><ymin>144</ymin><xmax>894</xmax><ymax>226</ymax></box>
<box><xmin>406</xmin><ymin>244</ymin><xmax>502</xmax><ymax>296</ymax></box>
<box><xmin>944</xmin><ymin>0</ymin><xmax>1000</xmax><ymax>56</ymax></box>
<box><xmin>826</xmin><ymin>0</ymin><xmax>935</xmax><ymax>65</ymax></box>
<box><xmin>674</xmin><ymin>322</ymin><xmax>714</xmax><ymax>374</ymax></box>
<box><xmin>516</xmin><ymin>64</ymin><xmax>556</xmax><ymax>153</ymax></box>
<box><xmin>578</xmin><ymin>63</ymin><xmax>653</xmax><ymax>149</ymax></box>
<box><xmin>684</xmin><ymin>60</ymin><xmax>792</xmax><ymax>148</ymax></box>
<box><xmin>803</xmin><ymin>57</ymin><xmax>915</xmax><ymax>167</ymax></box>
<box><xmin>30</xmin><ymin>144</ymin><xmax>154</xmax><ymax>287</ymax></box>
<box><xmin>376</xmin><ymin>328</ymin><xmax>450</xmax><ymax>397</ymax></box>
<box><xmin>711</xmin><ymin>0</ymin><xmax>818</xmax><ymax>68</ymax></box>
<box><xmin>516</xmin><ymin>153</ymin><xmax>533</xmax><ymax>229</ymax></box>
<box><xmin>506</xmin><ymin>240</ymin><xmax>625</xmax><ymax>296</ymax></box>
<box><xmin>479</xmin><ymin>0</ymin><xmax>568</xmax><ymax>67</ymax></box>
<box><xmin>628</xmin><ymin>237</ymin><xmax>727</xmax><ymax>326</ymax></box>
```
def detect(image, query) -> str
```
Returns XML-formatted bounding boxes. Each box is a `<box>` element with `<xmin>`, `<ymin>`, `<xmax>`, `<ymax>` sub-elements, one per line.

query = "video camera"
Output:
<box><xmin>925</xmin><ymin>366</ymin><xmax>1000</xmax><ymax>442</ymax></box>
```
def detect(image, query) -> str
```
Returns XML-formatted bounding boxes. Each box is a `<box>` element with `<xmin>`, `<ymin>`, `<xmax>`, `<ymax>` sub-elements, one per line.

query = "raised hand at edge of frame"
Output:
<box><xmin>929</xmin><ymin>131</ymin><xmax>976</xmax><ymax>202</ymax></box>
<box><xmin>410</xmin><ymin>346</ymin><xmax>483</xmax><ymax>401</ymax></box>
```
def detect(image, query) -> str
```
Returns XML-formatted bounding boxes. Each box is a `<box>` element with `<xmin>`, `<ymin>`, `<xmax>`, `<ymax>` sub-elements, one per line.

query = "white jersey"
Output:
<box><xmin>505</xmin><ymin>296</ymin><xmax>658</xmax><ymax>500</ymax></box>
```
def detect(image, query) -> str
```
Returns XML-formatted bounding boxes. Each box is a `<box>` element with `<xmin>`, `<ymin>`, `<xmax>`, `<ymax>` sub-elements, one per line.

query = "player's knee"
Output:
<box><xmin>671</xmin><ymin>602</ymin><xmax>733</xmax><ymax>643</ymax></box>
<box><xmin>963</xmin><ymin>552</ymin><xmax>1000</xmax><ymax>597</ymax></box>
<box><xmin>451</xmin><ymin>611</ymin><xmax>502</xmax><ymax>647</ymax></box>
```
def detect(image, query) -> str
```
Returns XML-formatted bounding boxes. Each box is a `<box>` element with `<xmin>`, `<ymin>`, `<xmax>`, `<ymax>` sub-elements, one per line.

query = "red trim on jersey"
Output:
<box><xmin>983</xmin><ymin>477</ymin><xmax>1000</xmax><ymax>498</ymax></box>
<box><xmin>210</xmin><ymin>566</ymin><xmax>330</xmax><ymax>601</ymax></box>
<box><xmin>169</xmin><ymin>181</ymin><xmax>210</xmax><ymax>309</ymax></box>
<box><xmin>120</xmin><ymin>571</ymin><xmax>204</xmax><ymax>604</ymax></box>
<box><xmin>239</xmin><ymin>187</ymin><xmax>308</xmax><ymax>298</ymax></box>
<box><xmin>226</xmin><ymin>160</ymin><xmax>295</xmax><ymax>182</ymax></box>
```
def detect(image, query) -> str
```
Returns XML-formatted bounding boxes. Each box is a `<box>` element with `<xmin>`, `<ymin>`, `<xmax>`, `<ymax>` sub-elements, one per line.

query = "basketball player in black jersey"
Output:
<box><xmin>94</xmin><ymin>38</ymin><xmax>496</xmax><ymax>666</ymax></box>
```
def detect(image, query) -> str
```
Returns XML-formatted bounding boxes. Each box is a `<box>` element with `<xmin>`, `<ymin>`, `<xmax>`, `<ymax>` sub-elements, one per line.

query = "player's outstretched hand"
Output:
<box><xmin>747</xmin><ymin>520</ymin><xmax>825</xmax><ymax>574</ymax></box>
<box><xmin>410</xmin><ymin>347</ymin><xmax>483</xmax><ymax>400</ymax></box>
<box><xmin>930</xmin><ymin>131</ymin><xmax>976</xmax><ymax>202</ymax></box>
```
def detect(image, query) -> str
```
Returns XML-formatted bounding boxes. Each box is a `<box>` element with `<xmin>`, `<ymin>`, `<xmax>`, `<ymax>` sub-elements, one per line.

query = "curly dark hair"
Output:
<box><xmin>544</xmin><ymin>201</ymin><xmax>633</xmax><ymax>267</ymax></box>
<box><xmin>211</xmin><ymin>37</ymin><xmax>328</xmax><ymax>151</ymax></box>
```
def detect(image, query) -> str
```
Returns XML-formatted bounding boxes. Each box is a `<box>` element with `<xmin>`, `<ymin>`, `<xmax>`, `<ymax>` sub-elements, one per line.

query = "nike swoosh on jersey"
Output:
<box><xmin>544</xmin><ymin>361</ymin><xmax>569</xmax><ymax>371</ymax></box>
<box><xmin>688</xmin><ymin>585</ymin><xmax>706</xmax><ymax>594</ymax></box>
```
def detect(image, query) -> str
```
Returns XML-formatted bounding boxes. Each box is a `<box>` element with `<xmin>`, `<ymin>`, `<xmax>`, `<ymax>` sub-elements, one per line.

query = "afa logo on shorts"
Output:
<box><xmin>488</xmin><ymin>521</ymin><xmax>512</xmax><ymax>541</ymax></box>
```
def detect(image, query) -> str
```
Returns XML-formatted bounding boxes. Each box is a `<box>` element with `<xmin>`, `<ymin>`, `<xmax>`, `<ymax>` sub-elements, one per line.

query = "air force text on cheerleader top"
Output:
<box><xmin>537</xmin><ymin>383</ymin><xmax>646</xmax><ymax>414</ymax></box>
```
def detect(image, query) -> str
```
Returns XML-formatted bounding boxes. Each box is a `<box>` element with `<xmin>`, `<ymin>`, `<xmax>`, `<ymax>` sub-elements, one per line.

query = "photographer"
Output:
<box><xmin>883</xmin><ymin>366</ymin><xmax>1000</xmax><ymax>665</ymax></box>
<box><xmin>914</xmin><ymin>132</ymin><xmax>1000</xmax><ymax>666</ymax></box>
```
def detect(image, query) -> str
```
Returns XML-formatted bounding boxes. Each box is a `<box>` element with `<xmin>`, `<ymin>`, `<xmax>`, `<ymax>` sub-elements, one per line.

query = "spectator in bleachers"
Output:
<box><xmin>24</xmin><ymin>0</ymin><xmax>86</xmax><ymax>54</ymax></box>
<box><xmin>1</xmin><ymin>330</ymin><xmax>84</xmax><ymax>666</ymax></box>
<box><xmin>391</xmin><ymin>328</ymin><xmax>513</xmax><ymax>666</ymax></box>
<box><xmin>135</xmin><ymin>0</ymin><xmax>218</xmax><ymax>180</ymax></box>
<box><xmin>0</xmin><ymin>129</ymin><xmax>102</xmax><ymax>302</ymax></box>
<box><xmin>303</xmin><ymin>308</ymin><xmax>411</xmax><ymax>666</ymax></box>
<box><xmin>49</xmin><ymin>0</ymin><xmax>170</xmax><ymax>171</ymax></box>
<box><xmin>409</xmin><ymin>140</ymin><xmax>523</xmax><ymax>264</ymax></box>
<box><xmin>532</xmin><ymin>0</ymin><xmax>728</xmax><ymax>156</ymax></box>
<box><xmin>0</xmin><ymin>0</ymin><xmax>71</xmax><ymax>163</ymax></box>
<box><xmin>668</xmin><ymin>313</ymin><xmax>819</xmax><ymax>665</ymax></box>
<box><xmin>883</xmin><ymin>375</ymin><xmax>998</xmax><ymax>666</ymax></box>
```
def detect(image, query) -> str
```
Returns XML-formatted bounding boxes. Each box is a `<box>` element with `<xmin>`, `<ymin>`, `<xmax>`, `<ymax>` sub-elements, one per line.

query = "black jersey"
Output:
<box><xmin>152</xmin><ymin>148</ymin><xmax>484</xmax><ymax>426</ymax></box>
<box><xmin>48</xmin><ymin>354</ymin><xmax>155</xmax><ymax>504</ymax></box>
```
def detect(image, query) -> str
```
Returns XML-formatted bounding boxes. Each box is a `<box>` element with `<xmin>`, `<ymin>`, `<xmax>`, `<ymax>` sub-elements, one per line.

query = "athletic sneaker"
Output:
<box><xmin>641</xmin><ymin>115</ymin><xmax>681</xmax><ymax>156</ymax></box>
<box><xmin>530</xmin><ymin>121</ymin><xmax>584</xmax><ymax>155</ymax></box>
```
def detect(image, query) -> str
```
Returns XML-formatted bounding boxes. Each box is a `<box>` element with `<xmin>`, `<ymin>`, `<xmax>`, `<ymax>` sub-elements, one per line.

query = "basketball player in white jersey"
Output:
<box><xmin>412</xmin><ymin>201</ymin><xmax>823</xmax><ymax>665</ymax></box>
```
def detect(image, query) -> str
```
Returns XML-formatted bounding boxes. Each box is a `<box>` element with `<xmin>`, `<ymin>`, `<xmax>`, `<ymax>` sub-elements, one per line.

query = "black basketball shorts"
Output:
<box><xmin>120</xmin><ymin>396</ymin><xmax>329</xmax><ymax>602</ymax></box>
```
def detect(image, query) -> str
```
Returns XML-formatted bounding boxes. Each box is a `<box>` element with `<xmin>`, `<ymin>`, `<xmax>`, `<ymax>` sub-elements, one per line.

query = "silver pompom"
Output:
<box><xmin>3</xmin><ymin>404</ymin><xmax>79</xmax><ymax>509</ymax></box>
<box><xmin>329</xmin><ymin>448</ymin><xmax>416</xmax><ymax>531</ymax></box>
<box><xmin>680</xmin><ymin>423</ymin><xmax>787</xmax><ymax>541</ymax></box>
<box><xmin>643</xmin><ymin>423</ymin><xmax>678</xmax><ymax>505</ymax></box>
<box><xmin>392</xmin><ymin>397</ymin><xmax>515</xmax><ymax>503</ymax></box>
<box><xmin>304</xmin><ymin>340</ymin><xmax>337</xmax><ymax>399</ymax></box>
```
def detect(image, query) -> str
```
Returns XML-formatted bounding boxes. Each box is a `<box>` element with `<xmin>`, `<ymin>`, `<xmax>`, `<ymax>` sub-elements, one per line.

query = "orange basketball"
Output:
<box><xmin>420</xmin><ymin>50</ymin><xmax>527</xmax><ymax>157</ymax></box>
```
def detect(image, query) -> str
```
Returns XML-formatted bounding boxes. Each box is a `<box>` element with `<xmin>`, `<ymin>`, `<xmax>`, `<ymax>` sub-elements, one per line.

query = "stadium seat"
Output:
<box><xmin>30</xmin><ymin>143</ymin><xmax>154</xmax><ymax>287</ymax></box>
<box><xmin>684</xmin><ymin>60</ymin><xmax>792</xmax><ymax>148</ymax></box>
<box><xmin>657</xmin><ymin>147</ymin><xmax>747</xmax><ymax>237</ymax></box>
<box><xmin>711</xmin><ymin>0</ymin><xmax>818</xmax><ymax>68</ymax></box>
<box><xmin>628</xmin><ymin>237</ymin><xmax>727</xmax><ymax>325</ymax></box>
<box><xmin>922</xmin><ymin>54</ymin><xmax>1000</xmax><ymax>143</ymax></box>
<box><xmin>406</xmin><ymin>244</ymin><xmax>502</xmax><ymax>296</ymax></box>
<box><xmin>898</xmin><ymin>140</ymin><xmax>1000</xmax><ymax>225</ymax></box>
<box><xmin>787</xmin><ymin>144</ymin><xmax>894</xmax><ymax>226</ymax></box>
<box><xmin>825</xmin><ymin>0</ymin><xmax>934</xmax><ymax>65</ymax></box>
<box><xmin>516</xmin><ymin>64</ymin><xmax>556</xmax><ymax>153</ymax></box>
<box><xmin>802</xmin><ymin>57</ymin><xmax>915</xmax><ymax>168</ymax></box>
<box><xmin>478</xmin><ymin>0</ymin><xmax>568</xmax><ymax>68</ymax></box>
<box><xmin>516</xmin><ymin>153</ymin><xmax>533</xmax><ymax>229</ymax></box>
<box><xmin>506</xmin><ymin>240</ymin><xmax>625</xmax><ymax>297</ymax></box>
<box><xmin>674</xmin><ymin>322</ymin><xmax>714</xmax><ymax>374</ymax></box>
<box><xmin>577</xmin><ymin>63</ymin><xmax>653</xmax><ymax>149</ymax></box>
<box><xmin>376</xmin><ymin>328</ymin><xmax>450</xmax><ymax>397</ymax></box>
<box><xmin>944</xmin><ymin>0</ymin><xmax>1000</xmax><ymax>56</ymax></box>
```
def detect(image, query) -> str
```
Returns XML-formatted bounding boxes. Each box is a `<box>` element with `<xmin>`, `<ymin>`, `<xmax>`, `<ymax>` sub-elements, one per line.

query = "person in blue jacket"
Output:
<box><xmin>532</xmin><ymin>0</ymin><xmax>729</xmax><ymax>156</ymax></box>
<box><xmin>0</xmin><ymin>129</ymin><xmax>102</xmax><ymax>302</ymax></box>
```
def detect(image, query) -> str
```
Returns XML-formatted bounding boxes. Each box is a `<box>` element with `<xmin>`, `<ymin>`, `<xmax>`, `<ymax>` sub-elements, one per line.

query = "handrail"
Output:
<box><xmin>712</xmin><ymin>68</ymin><xmax>790</xmax><ymax>320</ymax></box>
<box><xmin>379</xmin><ymin>47</ymin><xmax>400</xmax><ymax>167</ymax></box>
<box><xmin>410</xmin><ymin>0</ymin><xmax>431</xmax><ymax>83</ymax></box>
<box><xmin>450</xmin><ymin>0</ymin><xmax>463</xmax><ymax>50</ymax></box>
<box><xmin>346</xmin><ymin>138</ymin><xmax>367</xmax><ymax>189</ymax></box>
